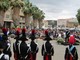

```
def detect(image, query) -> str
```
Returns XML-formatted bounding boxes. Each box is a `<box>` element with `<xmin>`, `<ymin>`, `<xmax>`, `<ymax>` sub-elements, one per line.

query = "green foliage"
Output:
<box><xmin>22</xmin><ymin>0</ymin><xmax>45</xmax><ymax>20</ymax></box>
<box><xmin>22</xmin><ymin>1</ymin><xmax>32</xmax><ymax>15</ymax></box>
<box><xmin>11</xmin><ymin>0</ymin><xmax>24</xmax><ymax>8</ymax></box>
<box><xmin>38</xmin><ymin>10</ymin><xmax>45</xmax><ymax>20</ymax></box>
<box><xmin>0</xmin><ymin>0</ymin><xmax>10</xmax><ymax>11</ymax></box>
<box><xmin>32</xmin><ymin>6</ymin><xmax>45</xmax><ymax>20</ymax></box>
<box><xmin>57</xmin><ymin>38</ymin><xmax>64</xmax><ymax>44</ymax></box>
<box><xmin>76</xmin><ymin>9</ymin><xmax>80</xmax><ymax>24</ymax></box>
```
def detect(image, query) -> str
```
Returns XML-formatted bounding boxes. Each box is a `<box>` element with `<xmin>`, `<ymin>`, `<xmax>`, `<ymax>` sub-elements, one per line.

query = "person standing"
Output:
<box><xmin>41</xmin><ymin>30</ymin><xmax>54</xmax><ymax>60</ymax></box>
<box><xmin>65</xmin><ymin>30</ymin><xmax>70</xmax><ymax>42</ymax></box>
<box><xmin>29</xmin><ymin>29</ymin><xmax>39</xmax><ymax>60</ymax></box>
<box><xmin>64</xmin><ymin>35</ymin><xmax>78</xmax><ymax>60</ymax></box>
<box><xmin>13</xmin><ymin>30</ymin><xmax>20</xmax><ymax>60</ymax></box>
<box><xmin>2</xmin><ymin>28</ymin><xmax>12</xmax><ymax>60</ymax></box>
<box><xmin>17</xmin><ymin>28</ymin><xmax>30</xmax><ymax>60</ymax></box>
<box><xmin>0</xmin><ymin>41</ymin><xmax>9</xmax><ymax>60</ymax></box>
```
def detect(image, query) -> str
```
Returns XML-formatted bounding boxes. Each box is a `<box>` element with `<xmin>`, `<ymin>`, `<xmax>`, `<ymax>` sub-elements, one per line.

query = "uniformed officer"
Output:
<box><xmin>41</xmin><ymin>30</ymin><xmax>54</xmax><ymax>60</ymax></box>
<box><xmin>64</xmin><ymin>35</ymin><xmax>78</xmax><ymax>60</ymax></box>
<box><xmin>17</xmin><ymin>28</ymin><xmax>30</xmax><ymax>60</ymax></box>
<box><xmin>2</xmin><ymin>28</ymin><xmax>8</xmax><ymax>42</ymax></box>
<box><xmin>65</xmin><ymin>30</ymin><xmax>70</xmax><ymax>42</ymax></box>
<box><xmin>0</xmin><ymin>41</ymin><xmax>9</xmax><ymax>60</ymax></box>
<box><xmin>2</xmin><ymin>28</ymin><xmax>12</xmax><ymax>60</ymax></box>
<box><xmin>13</xmin><ymin>30</ymin><xmax>20</xmax><ymax>60</ymax></box>
<box><xmin>29</xmin><ymin>29</ymin><xmax>39</xmax><ymax>60</ymax></box>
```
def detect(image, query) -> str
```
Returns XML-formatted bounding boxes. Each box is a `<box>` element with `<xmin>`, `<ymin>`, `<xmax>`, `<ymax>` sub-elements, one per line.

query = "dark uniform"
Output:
<box><xmin>3</xmin><ymin>40</ymin><xmax>12</xmax><ymax>59</ymax></box>
<box><xmin>16</xmin><ymin>28</ymin><xmax>30</xmax><ymax>60</ymax></box>
<box><xmin>29</xmin><ymin>30</ymin><xmax>39</xmax><ymax>60</ymax></box>
<box><xmin>65</xmin><ymin>30</ymin><xmax>70</xmax><ymax>42</ymax></box>
<box><xmin>41</xmin><ymin>30</ymin><xmax>54</xmax><ymax>60</ymax></box>
<box><xmin>64</xmin><ymin>35</ymin><xmax>78</xmax><ymax>60</ymax></box>
<box><xmin>13</xmin><ymin>30</ymin><xmax>20</xmax><ymax>60</ymax></box>
<box><xmin>18</xmin><ymin>41</ymin><xmax>30</xmax><ymax>60</ymax></box>
<box><xmin>2</xmin><ymin>28</ymin><xmax>12</xmax><ymax>60</ymax></box>
<box><xmin>0</xmin><ymin>41</ymin><xmax>9</xmax><ymax>60</ymax></box>
<box><xmin>65</xmin><ymin>45</ymin><xmax>78</xmax><ymax>60</ymax></box>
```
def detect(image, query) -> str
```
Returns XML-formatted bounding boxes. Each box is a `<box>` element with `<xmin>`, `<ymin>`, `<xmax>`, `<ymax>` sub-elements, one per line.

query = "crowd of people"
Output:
<box><xmin>0</xmin><ymin>27</ymin><xmax>79</xmax><ymax>60</ymax></box>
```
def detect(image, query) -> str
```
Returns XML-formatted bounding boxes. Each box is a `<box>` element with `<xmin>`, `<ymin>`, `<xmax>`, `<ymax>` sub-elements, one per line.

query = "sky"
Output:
<box><xmin>29</xmin><ymin>0</ymin><xmax>80</xmax><ymax>20</ymax></box>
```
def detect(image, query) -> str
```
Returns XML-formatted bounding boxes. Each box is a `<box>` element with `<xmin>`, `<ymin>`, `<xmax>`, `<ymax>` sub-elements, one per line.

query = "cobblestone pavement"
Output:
<box><xmin>10</xmin><ymin>38</ymin><xmax>80</xmax><ymax>60</ymax></box>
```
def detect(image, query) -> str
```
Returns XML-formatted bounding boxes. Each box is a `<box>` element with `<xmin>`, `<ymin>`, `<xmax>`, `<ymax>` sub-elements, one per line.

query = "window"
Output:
<box><xmin>6</xmin><ymin>15</ymin><xmax>9</xmax><ymax>18</ymax></box>
<box><xmin>58</xmin><ymin>25</ymin><xmax>60</xmax><ymax>27</ymax></box>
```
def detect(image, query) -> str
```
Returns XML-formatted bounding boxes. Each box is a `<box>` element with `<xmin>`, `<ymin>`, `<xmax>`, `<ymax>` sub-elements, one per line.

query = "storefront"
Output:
<box><xmin>4</xmin><ymin>20</ymin><xmax>13</xmax><ymax>28</ymax></box>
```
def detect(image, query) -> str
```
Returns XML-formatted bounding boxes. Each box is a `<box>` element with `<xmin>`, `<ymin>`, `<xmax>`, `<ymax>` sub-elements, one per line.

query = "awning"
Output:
<box><xmin>4</xmin><ymin>20</ymin><xmax>13</xmax><ymax>22</ymax></box>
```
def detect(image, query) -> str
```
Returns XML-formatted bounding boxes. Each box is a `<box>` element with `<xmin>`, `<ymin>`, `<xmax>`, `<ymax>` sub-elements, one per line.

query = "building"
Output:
<box><xmin>4</xmin><ymin>8</ymin><xmax>25</xmax><ymax>28</ymax></box>
<box><xmin>57</xmin><ymin>19</ymin><xmax>67</xmax><ymax>29</ymax></box>
<box><xmin>2</xmin><ymin>0</ymin><xmax>26</xmax><ymax>28</ymax></box>
<box><xmin>57</xmin><ymin>18</ymin><xmax>78</xmax><ymax>29</ymax></box>
<box><xmin>66</xmin><ymin>18</ymin><xmax>78</xmax><ymax>28</ymax></box>
<box><xmin>48</xmin><ymin>20</ymin><xmax>57</xmax><ymax>28</ymax></box>
<box><xmin>42</xmin><ymin>20</ymin><xmax>48</xmax><ymax>29</ymax></box>
<box><xmin>42</xmin><ymin>20</ymin><xmax>57</xmax><ymax>29</ymax></box>
<box><xmin>4</xmin><ymin>8</ymin><xmax>13</xmax><ymax>28</ymax></box>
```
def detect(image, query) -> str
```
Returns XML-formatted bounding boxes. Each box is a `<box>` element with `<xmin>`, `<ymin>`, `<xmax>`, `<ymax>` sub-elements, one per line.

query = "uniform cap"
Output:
<box><xmin>16</xmin><ymin>30</ymin><xmax>20</xmax><ymax>35</ymax></box>
<box><xmin>22</xmin><ymin>28</ymin><xmax>26</xmax><ymax>33</ymax></box>
<box><xmin>31</xmin><ymin>29</ymin><xmax>35</xmax><ymax>34</ymax></box>
<box><xmin>44</xmin><ymin>30</ymin><xmax>52</xmax><ymax>41</ymax></box>
<box><xmin>2</xmin><ymin>28</ymin><xmax>7</xmax><ymax>33</ymax></box>
<box><xmin>45</xmin><ymin>30</ymin><xmax>48</xmax><ymax>34</ymax></box>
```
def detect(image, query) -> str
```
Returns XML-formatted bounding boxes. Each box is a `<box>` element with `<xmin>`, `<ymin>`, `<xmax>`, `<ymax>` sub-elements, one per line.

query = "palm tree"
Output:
<box><xmin>76</xmin><ymin>9</ymin><xmax>80</xmax><ymax>24</ymax></box>
<box><xmin>32</xmin><ymin>6</ymin><xmax>40</xmax><ymax>28</ymax></box>
<box><xmin>0</xmin><ymin>0</ymin><xmax>10</xmax><ymax>27</ymax></box>
<box><xmin>22</xmin><ymin>1</ymin><xmax>33</xmax><ymax>28</ymax></box>
<box><xmin>11</xmin><ymin>0</ymin><xmax>24</xmax><ymax>27</ymax></box>
<box><xmin>38</xmin><ymin>10</ymin><xmax>45</xmax><ymax>29</ymax></box>
<box><xmin>32</xmin><ymin>6</ymin><xmax>45</xmax><ymax>28</ymax></box>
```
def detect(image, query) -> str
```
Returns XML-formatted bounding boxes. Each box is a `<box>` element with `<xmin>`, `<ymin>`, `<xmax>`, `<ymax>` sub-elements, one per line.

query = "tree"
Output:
<box><xmin>38</xmin><ymin>10</ymin><xmax>45</xmax><ymax>29</ymax></box>
<box><xmin>11</xmin><ymin>0</ymin><xmax>24</xmax><ymax>27</ymax></box>
<box><xmin>32</xmin><ymin>6</ymin><xmax>45</xmax><ymax>28</ymax></box>
<box><xmin>32</xmin><ymin>6</ymin><xmax>39</xmax><ymax>28</ymax></box>
<box><xmin>22</xmin><ymin>1</ymin><xmax>33</xmax><ymax>28</ymax></box>
<box><xmin>76</xmin><ymin>9</ymin><xmax>80</xmax><ymax>24</ymax></box>
<box><xmin>0</xmin><ymin>0</ymin><xmax>10</xmax><ymax>27</ymax></box>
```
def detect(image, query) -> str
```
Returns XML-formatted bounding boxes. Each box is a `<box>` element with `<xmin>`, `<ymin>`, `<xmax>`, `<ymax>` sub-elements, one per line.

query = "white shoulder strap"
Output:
<box><xmin>18</xmin><ymin>41</ymin><xmax>22</xmax><ymax>54</ymax></box>
<box><xmin>44</xmin><ymin>42</ymin><xmax>46</xmax><ymax>52</ymax></box>
<box><xmin>0</xmin><ymin>53</ymin><xmax>4</xmax><ymax>59</ymax></box>
<box><xmin>51</xmin><ymin>43</ymin><xmax>53</xmax><ymax>50</ymax></box>
<box><xmin>7</xmin><ymin>42</ymin><xmax>11</xmax><ymax>51</ymax></box>
<box><xmin>36</xmin><ymin>43</ymin><xmax>39</xmax><ymax>50</ymax></box>
<box><xmin>25</xmin><ymin>41</ymin><xmax>30</xmax><ymax>54</ymax></box>
<box><xmin>68</xmin><ymin>46</ymin><xmax>75</xmax><ymax>57</ymax></box>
